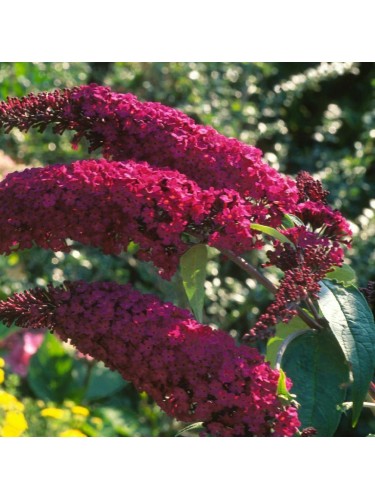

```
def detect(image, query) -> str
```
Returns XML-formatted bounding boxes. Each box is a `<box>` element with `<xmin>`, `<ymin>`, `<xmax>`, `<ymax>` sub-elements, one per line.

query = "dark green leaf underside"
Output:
<box><xmin>319</xmin><ymin>280</ymin><xmax>375</xmax><ymax>425</ymax></box>
<box><xmin>281</xmin><ymin>330</ymin><xmax>349</xmax><ymax>436</ymax></box>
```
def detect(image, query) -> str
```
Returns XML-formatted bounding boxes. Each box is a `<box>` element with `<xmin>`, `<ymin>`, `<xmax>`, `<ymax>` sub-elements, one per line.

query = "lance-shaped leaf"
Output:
<box><xmin>176</xmin><ymin>422</ymin><xmax>205</xmax><ymax>437</ymax></box>
<box><xmin>319</xmin><ymin>280</ymin><xmax>375</xmax><ymax>425</ymax></box>
<box><xmin>250</xmin><ymin>223</ymin><xmax>295</xmax><ymax>247</ymax></box>
<box><xmin>180</xmin><ymin>244</ymin><xmax>208</xmax><ymax>323</ymax></box>
<box><xmin>281</xmin><ymin>330</ymin><xmax>349</xmax><ymax>436</ymax></box>
<box><xmin>281</xmin><ymin>214</ymin><xmax>304</xmax><ymax>229</ymax></box>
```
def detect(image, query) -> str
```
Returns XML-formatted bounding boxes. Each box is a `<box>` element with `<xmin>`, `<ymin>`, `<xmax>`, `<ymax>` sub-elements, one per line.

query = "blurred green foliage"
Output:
<box><xmin>0</xmin><ymin>62</ymin><xmax>374</xmax><ymax>436</ymax></box>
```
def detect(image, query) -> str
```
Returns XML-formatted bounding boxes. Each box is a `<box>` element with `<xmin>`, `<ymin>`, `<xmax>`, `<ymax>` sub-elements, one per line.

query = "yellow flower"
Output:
<box><xmin>40</xmin><ymin>408</ymin><xmax>65</xmax><ymax>420</ymax></box>
<box><xmin>0</xmin><ymin>389</ymin><xmax>28</xmax><ymax>437</ymax></box>
<box><xmin>1</xmin><ymin>411</ymin><xmax>28</xmax><ymax>437</ymax></box>
<box><xmin>59</xmin><ymin>429</ymin><xmax>86</xmax><ymax>437</ymax></box>
<box><xmin>90</xmin><ymin>416</ymin><xmax>103</xmax><ymax>428</ymax></box>
<box><xmin>71</xmin><ymin>405</ymin><xmax>89</xmax><ymax>417</ymax></box>
<box><xmin>0</xmin><ymin>358</ymin><xmax>5</xmax><ymax>385</ymax></box>
<box><xmin>0</xmin><ymin>391</ymin><xmax>24</xmax><ymax>412</ymax></box>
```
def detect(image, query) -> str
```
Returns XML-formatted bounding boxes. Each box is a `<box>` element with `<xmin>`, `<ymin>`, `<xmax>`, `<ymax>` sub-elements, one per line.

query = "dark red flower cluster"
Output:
<box><xmin>0</xmin><ymin>85</ymin><xmax>352</xmax><ymax>339</ymax></box>
<box><xmin>0</xmin><ymin>84</ymin><xmax>298</xmax><ymax>212</ymax></box>
<box><xmin>251</xmin><ymin>251</ymin><xmax>338</xmax><ymax>337</ymax></box>
<box><xmin>0</xmin><ymin>159</ymin><xmax>269</xmax><ymax>278</ymax></box>
<box><xmin>296</xmin><ymin>201</ymin><xmax>352</xmax><ymax>244</ymax></box>
<box><xmin>250</xmin><ymin>222</ymin><xmax>348</xmax><ymax>337</ymax></box>
<box><xmin>245</xmin><ymin>169</ymin><xmax>352</xmax><ymax>337</ymax></box>
<box><xmin>360</xmin><ymin>281</ymin><xmax>375</xmax><ymax>315</ymax></box>
<box><xmin>300</xmin><ymin>427</ymin><xmax>317</xmax><ymax>437</ymax></box>
<box><xmin>296</xmin><ymin>171</ymin><xmax>329</xmax><ymax>203</ymax></box>
<box><xmin>0</xmin><ymin>281</ymin><xmax>300</xmax><ymax>437</ymax></box>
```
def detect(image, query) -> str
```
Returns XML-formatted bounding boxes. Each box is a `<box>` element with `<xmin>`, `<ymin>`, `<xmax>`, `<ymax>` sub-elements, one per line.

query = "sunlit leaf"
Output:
<box><xmin>180</xmin><ymin>244</ymin><xmax>207</xmax><ymax>322</ymax></box>
<box><xmin>281</xmin><ymin>214</ymin><xmax>304</xmax><ymax>228</ymax></box>
<box><xmin>250</xmin><ymin>223</ymin><xmax>295</xmax><ymax>247</ymax></box>
<box><xmin>276</xmin><ymin>368</ymin><xmax>295</xmax><ymax>404</ymax></box>
<box><xmin>325</xmin><ymin>264</ymin><xmax>357</xmax><ymax>286</ymax></box>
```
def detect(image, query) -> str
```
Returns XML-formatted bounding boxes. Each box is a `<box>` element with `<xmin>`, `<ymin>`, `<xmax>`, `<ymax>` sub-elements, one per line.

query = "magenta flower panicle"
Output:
<box><xmin>296</xmin><ymin>171</ymin><xmax>329</xmax><ymax>203</ymax></box>
<box><xmin>0</xmin><ymin>158</ymin><xmax>270</xmax><ymax>279</ymax></box>
<box><xmin>0</xmin><ymin>281</ymin><xmax>300</xmax><ymax>437</ymax></box>
<box><xmin>0</xmin><ymin>85</ymin><xmax>299</xmax><ymax>213</ymax></box>
<box><xmin>0</xmin><ymin>86</ymin><xmax>353</xmax><ymax>340</ymax></box>
<box><xmin>0</xmin><ymin>158</ymin><xmax>353</xmax><ymax>334</ymax></box>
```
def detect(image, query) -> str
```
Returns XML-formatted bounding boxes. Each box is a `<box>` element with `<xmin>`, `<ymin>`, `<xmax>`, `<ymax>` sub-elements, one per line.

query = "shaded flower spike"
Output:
<box><xmin>0</xmin><ymin>281</ymin><xmax>300</xmax><ymax>437</ymax></box>
<box><xmin>360</xmin><ymin>281</ymin><xmax>375</xmax><ymax>316</ymax></box>
<box><xmin>0</xmin><ymin>84</ymin><xmax>299</xmax><ymax>211</ymax></box>
<box><xmin>0</xmin><ymin>285</ymin><xmax>59</xmax><ymax>329</ymax></box>
<box><xmin>300</xmin><ymin>426</ymin><xmax>317</xmax><ymax>437</ymax></box>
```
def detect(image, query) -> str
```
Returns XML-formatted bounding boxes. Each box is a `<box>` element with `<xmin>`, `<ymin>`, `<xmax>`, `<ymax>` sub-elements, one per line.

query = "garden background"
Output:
<box><xmin>0</xmin><ymin>62</ymin><xmax>374</xmax><ymax>437</ymax></box>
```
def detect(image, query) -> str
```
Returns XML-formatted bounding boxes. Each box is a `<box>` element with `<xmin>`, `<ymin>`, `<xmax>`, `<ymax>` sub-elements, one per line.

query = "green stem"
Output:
<box><xmin>275</xmin><ymin>329</ymin><xmax>310</xmax><ymax>370</ymax></box>
<box><xmin>305</xmin><ymin>296</ymin><xmax>321</xmax><ymax>323</ymax></box>
<box><xmin>81</xmin><ymin>361</ymin><xmax>94</xmax><ymax>403</ymax></box>
<box><xmin>342</xmin><ymin>402</ymin><xmax>375</xmax><ymax>409</ymax></box>
<box><xmin>218</xmin><ymin>247</ymin><xmax>277</xmax><ymax>294</ymax></box>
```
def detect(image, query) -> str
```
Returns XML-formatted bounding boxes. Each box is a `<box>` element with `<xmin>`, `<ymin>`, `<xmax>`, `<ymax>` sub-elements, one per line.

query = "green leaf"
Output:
<box><xmin>325</xmin><ymin>264</ymin><xmax>357</xmax><ymax>286</ymax></box>
<box><xmin>250</xmin><ymin>223</ymin><xmax>295</xmax><ymax>247</ymax></box>
<box><xmin>27</xmin><ymin>333</ymin><xmax>75</xmax><ymax>402</ymax></box>
<box><xmin>277</xmin><ymin>368</ymin><xmax>295</xmax><ymax>403</ymax></box>
<box><xmin>282</xmin><ymin>214</ymin><xmax>304</xmax><ymax>228</ymax></box>
<box><xmin>319</xmin><ymin>280</ymin><xmax>375</xmax><ymax>425</ymax></box>
<box><xmin>126</xmin><ymin>241</ymin><xmax>140</xmax><ymax>254</ymax></box>
<box><xmin>281</xmin><ymin>215</ymin><xmax>294</xmax><ymax>229</ymax></box>
<box><xmin>282</xmin><ymin>330</ymin><xmax>349</xmax><ymax>436</ymax></box>
<box><xmin>84</xmin><ymin>362</ymin><xmax>127</xmax><ymax>402</ymax></box>
<box><xmin>176</xmin><ymin>422</ymin><xmax>205</xmax><ymax>437</ymax></box>
<box><xmin>180</xmin><ymin>244</ymin><xmax>207</xmax><ymax>322</ymax></box>
<box><xmin>98</xmin><ymin>407</ymin><xmax>140</xmax><ymax>437</ymax></box>
<box><xmin>266</xmin><ymin>316</ymin><xmax>311</xmax><ymax>367</ymax></box>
